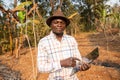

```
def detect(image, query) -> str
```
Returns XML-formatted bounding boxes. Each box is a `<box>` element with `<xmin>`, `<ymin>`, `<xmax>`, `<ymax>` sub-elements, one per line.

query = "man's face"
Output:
<box><xmin>50</xmin><ymin>19</ymin><xmax>66</xmax><ymax>34</ymax></box>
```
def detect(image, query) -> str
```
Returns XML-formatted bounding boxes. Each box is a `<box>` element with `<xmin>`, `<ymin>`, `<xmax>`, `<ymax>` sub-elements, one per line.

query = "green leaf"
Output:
<box><xmin>15</xmin><ymin>1</ymin><xmax>32</xmax><ymax>9</ymax></box>
<box><xmin>18</xmin><ymin>11</ymin><xmax>26</xmax><ymax>23</ymax></box>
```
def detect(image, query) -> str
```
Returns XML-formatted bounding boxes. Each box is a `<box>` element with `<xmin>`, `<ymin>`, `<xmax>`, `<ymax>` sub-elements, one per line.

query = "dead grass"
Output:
<box><xmin>0</xmin><ymin>32</ymin><xmax>120</xmax><ymax>80</ymax></box>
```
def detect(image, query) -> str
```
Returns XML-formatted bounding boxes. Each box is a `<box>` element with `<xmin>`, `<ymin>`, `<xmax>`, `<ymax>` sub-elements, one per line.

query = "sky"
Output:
<box><xmin>3</xmin><ymin>0</ymin><xmax>14</xmax><ymax>9</ymax></box>
<box><xmin>2</xmin><ymin>0</ymin><xmax>120</xmax><ymax>9</ymax></box>
<box><xmin>106</xmin><ymin>0</ymin><xmax>120</xmax><ymax>6</ymax></box>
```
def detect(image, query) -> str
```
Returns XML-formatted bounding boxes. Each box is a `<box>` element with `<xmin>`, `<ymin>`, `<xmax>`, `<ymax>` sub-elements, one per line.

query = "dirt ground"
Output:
<box><xmin>0</xmin><ymin>32</ymin><xmax>120</xmax><ymax>80</ymax></box>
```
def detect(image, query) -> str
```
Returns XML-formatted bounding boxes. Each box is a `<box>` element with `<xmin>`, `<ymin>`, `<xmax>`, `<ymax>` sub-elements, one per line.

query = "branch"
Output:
<box><xmin>50</xmin><ymin>0</ymin><xmax>54</xmax><ymax>14</ymax></box>
<box><xmin>35</xmin><ymin>8</ymin><xmax>42</xmax><ymax>20</ymax></box>
<box><xmin>27</xmin><ymin>3</ymin><xmax>38</xmax><ymax>16</ymax></box>
<box><xmin>0</xmin><ymin>5</ymin><xmax>8</xmax><ymax>13</ymax></box>
<box><xmin>59</xmin><ymin>0</ymin><xmax>63</xmax><ymax>8</ymax></box>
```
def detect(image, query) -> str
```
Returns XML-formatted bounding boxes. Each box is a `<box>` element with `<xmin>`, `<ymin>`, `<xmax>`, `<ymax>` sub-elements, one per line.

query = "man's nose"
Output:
<box><xmin>58</xmin><ymin>23</ymin><xmax>62</xmax><ymax>27</ymax></box>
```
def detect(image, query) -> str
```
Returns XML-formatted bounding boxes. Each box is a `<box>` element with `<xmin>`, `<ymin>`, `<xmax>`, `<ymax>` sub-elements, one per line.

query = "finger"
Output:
<box><xmin>79</xmin><ymin>65</ymin><xmax>84</xmax><ymax>71</ymax></box>
<box><xmin>83</xmin><ymin>64</ymin><xmax>89</xmax><ymax>69</ymax></box>
<box><xmin>71</xmin><ymin>62</ymin><xmax>76</xmax><ymax>67</ymax></box>
<box><xmin>80</xmin><ymin>65</ymin><xmax>86</xmax><ymax>71</ymax></box>
<box><xmin>72</xmin><ymin>57</ymin><xmax>80</xmax><ymax>61</ymax></box>
<box><xmin>81</xmin><ymin>63</ymin><xmax>90</xmax><ymax>71</ymax></box>
<box><xmin>83</xmin><ymin>63</ymin><xmax>91</xmax><ymax>68</ymax></box>
<box><xmin>72</xmin><ymin>60</ymin><xmax>76</xmax><ymax>67</ymax></box>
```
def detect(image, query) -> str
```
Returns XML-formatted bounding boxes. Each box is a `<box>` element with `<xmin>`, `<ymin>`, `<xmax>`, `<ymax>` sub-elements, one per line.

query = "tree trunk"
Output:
<box><xmin>14</xmin><ymin>0</ymin><xmax>17</xmax><ymax>7</ymax></box>
<box><xmin>8</xmin><ymin>26</ymin><xmax>13</xmax><ymax>55</ymax></box>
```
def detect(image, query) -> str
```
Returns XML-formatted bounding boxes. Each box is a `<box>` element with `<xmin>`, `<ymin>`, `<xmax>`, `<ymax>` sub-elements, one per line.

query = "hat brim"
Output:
<box><xmin>46</xmin><ymin>16</ymin><xmax>70</xmax><ymax>26</ymax></box>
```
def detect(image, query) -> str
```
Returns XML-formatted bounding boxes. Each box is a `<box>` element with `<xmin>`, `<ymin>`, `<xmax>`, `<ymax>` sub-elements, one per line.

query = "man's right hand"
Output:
<box><xmin>60</xmin><ymin>57</ymin><xmax>80</xmax><ymax>67</ymax></box>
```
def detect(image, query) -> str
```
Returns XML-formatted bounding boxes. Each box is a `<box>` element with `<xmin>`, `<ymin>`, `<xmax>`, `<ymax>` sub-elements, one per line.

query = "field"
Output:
<box><xmin>0</xmin><ymin>32</ymin><xmax>120</xmax><ymax>80</ymax></box>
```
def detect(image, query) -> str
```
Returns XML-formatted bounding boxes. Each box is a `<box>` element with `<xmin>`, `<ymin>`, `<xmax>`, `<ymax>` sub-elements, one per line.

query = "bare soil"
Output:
<box><xmin>0</xmin><ymin>32</ymin><xmax>120</xmax><ymax>80</ymax></box>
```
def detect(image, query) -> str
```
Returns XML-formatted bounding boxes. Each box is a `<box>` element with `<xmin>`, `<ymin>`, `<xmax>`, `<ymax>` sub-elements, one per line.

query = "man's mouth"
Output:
<box><xmin>56</xmin><ymin>28</ymin><xmax>62</xmax><ymax>31</ymax></box>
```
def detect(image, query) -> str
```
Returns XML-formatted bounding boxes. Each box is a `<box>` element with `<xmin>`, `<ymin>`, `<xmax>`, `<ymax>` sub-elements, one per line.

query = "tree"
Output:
<box><xmin>76</xmin><ymin>0</ymin><xmax>110</xmax><ymax>31</ymax></box>
<box><xmin>111</xmin><ymin>5</ymin><xmax>120</xmax><ymax>28</ymax></box>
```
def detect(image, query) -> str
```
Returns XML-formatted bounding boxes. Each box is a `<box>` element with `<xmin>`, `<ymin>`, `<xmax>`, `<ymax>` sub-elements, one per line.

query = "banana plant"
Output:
<box><xmin>111</xmin><ymin>6</ymin><xmax>120</xmax><ymax>28</ymax></box>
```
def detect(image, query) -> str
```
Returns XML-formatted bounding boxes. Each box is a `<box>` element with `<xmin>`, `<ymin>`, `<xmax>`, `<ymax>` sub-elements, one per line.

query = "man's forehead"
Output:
<box><xmin>52</xmin><ymin>18</ymin><xmax>65</xmax><ymax>22</ymax></box>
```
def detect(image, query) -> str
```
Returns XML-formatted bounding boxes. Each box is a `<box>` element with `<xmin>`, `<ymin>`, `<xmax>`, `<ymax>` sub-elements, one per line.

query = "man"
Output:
<box><xmin>37</xmin><ymin>8</ymin><xmax>90</xmax><ymax>80</ymax></box>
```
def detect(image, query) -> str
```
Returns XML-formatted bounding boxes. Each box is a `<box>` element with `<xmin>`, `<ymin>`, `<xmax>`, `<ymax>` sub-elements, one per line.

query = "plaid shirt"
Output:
<box><xmin>37</xmin><ymin>31</ymin><xmax>82</xmax><ymax>80</ymax></box>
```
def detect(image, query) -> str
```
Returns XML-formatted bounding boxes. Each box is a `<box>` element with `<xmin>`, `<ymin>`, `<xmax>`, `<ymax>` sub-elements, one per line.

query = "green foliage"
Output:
<box><xmin>16</xmin><ymin>1</ymin><xmax>32</xmax><ymax>8</ymax></box>
<box><xmin>78</xmin><ymin>0</ymin><xmax>110</xmax><ymax>31</ymax></box>
<box><xmin>0</xmin><ymin>16</ymin><xmax>11</xmax><ymax>54</ymax></box>
<box><xmin>18</xmin><ymin>11</ymin><xmax>26</xmax><ymax>23</ymax></box>
<box><xmin>17</xmin><ymin>1</ymin><xmax>32</xmax><ymax>23</ymax></box>
<box><xmin>62</xmin><ymin>0</ymin><xmax>77</xmax><ymax>17</ymax></box>
<box><xmin>108</xmin><ymin>6</ymin><xmax>120</xmax><ymax>28</ymax></box>
<box><xmin>36</xmin><ymin>0</ymin><xmax>51</xmax><ymax>17</ymax></box>
<box><xmin>23</xmin><ymin>19</ymin><xmax>50</xmax><ymax>46</ymax></box>
<box><xmin>0</xmin><ymin>0</ymin><xmax>120</xmax><ymax>53</ymax></box>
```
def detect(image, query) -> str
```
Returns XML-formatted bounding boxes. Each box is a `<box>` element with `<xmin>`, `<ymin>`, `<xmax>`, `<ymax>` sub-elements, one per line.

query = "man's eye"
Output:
<box><xmin>61</xmin><ymin>22</ymin><xmax>65</xmax><ymax>24</ymax></box>
<box><xmin>53</xmin><ymin>21</ymin><xmax>58</xmax><ymax>24</ymax></box>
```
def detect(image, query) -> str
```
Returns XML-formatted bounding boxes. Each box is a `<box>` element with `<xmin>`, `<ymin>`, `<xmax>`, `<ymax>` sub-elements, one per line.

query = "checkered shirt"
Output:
<box><xmin>37</xmin><ymin>31</ymin><xmax>82</xmax><ymax>80</ymax></box>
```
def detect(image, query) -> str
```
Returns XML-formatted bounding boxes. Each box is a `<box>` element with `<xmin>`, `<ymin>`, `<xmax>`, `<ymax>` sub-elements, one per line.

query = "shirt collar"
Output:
<box><xmin>50</xmin><ymin>31</ymin><xmax>66</xmax><ymax>40</ymax></box>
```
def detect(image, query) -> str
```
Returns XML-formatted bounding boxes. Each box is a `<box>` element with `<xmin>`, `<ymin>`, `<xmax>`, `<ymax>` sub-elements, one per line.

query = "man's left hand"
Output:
<box><xmin>79</xmin><ymin>62</ymin><xmax>91</xmax><ymax>71</ymax></box>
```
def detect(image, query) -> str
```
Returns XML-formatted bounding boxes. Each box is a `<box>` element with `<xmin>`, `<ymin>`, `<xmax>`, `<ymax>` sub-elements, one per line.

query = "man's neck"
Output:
<box><xmin>53</xmin><ymin>32</ymin><xmax>63</xmax><ymax>41</ymax></box>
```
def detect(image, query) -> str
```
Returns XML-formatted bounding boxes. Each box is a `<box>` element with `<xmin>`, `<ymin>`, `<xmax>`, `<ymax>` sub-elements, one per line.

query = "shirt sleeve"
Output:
<box><xmin>37</xmin><ymin>41</ymin><xmax>62</xmax><ymax>73</ymax></box>
<box><xmin>72</xmin><ymin>38</ymin><xmax>82</xmax><ymax>64</ymax></box>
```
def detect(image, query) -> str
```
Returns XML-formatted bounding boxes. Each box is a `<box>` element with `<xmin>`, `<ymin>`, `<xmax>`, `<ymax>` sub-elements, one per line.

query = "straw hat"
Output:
<box><xmin>46</xmin><ymin>8</ymin><xmax>70</xmax><ymax>26</ymax></box>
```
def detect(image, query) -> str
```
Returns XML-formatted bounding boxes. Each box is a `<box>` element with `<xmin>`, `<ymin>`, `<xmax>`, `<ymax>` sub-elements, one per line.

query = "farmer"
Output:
<box><xmin>37</xmin><ymin>8</ymin><xmax>91</xmax><ymax>80</ymax></box>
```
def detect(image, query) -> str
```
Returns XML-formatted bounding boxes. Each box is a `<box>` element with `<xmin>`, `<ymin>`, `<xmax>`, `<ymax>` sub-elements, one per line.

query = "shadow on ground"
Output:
<box><xmin>93</xmin><ymin>59</ymin><xmax>120</xmax><ymax>70</ymax></box>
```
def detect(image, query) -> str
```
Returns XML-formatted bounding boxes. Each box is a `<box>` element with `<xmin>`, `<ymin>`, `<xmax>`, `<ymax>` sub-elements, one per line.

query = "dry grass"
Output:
<box><xmin>0</xmin><ymin>32</ymin><xmax>120</xmax><ymax>80</ymax></box>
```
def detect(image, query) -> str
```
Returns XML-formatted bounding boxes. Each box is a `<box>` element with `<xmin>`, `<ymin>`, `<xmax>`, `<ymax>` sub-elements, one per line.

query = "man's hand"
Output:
<box><xmin>79</xmin><ymin>62</ymin><xmax>91</xmax><ymax>71</ymax></box>
<box><xmin>70</xmin><ymin>62</ymin><xmax>91</xmax><ymax>76</ymax></box>
<box><xmin>60</xmin><ymin>57</ymin><xmax>80</xmax><ymax>67</ymax></box>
